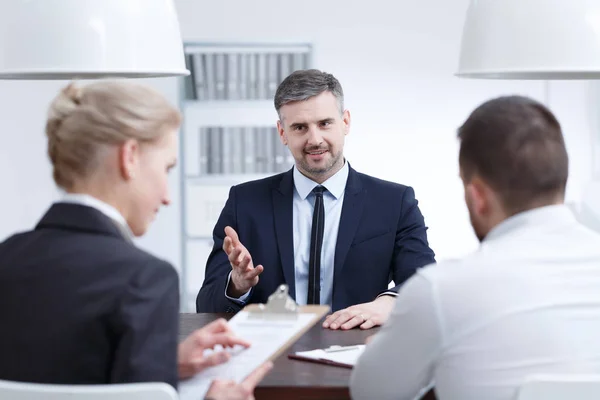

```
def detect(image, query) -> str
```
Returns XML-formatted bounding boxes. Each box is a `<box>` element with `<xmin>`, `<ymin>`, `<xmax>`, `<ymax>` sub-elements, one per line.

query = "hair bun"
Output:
<box><xmin>46</xmin><ymin>81</ymin><xmax>83</xmax><ymax>139</ymax></box>
<box><xmin>63</xmin><ymin>82</ymin><xmax>83</xmax><ymax>105</ymax></box>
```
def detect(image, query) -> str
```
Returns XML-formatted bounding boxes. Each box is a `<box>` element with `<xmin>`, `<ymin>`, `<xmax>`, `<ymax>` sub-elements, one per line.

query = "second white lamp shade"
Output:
<box><xmin>0</xmin><ymin>0</ymin><xmax>189</xmax><ymax>79</ymax></box>
<box><xmin>457</xmin><ymin>0</ymin><xmax>600</xmax><ymax>79</ymax></box>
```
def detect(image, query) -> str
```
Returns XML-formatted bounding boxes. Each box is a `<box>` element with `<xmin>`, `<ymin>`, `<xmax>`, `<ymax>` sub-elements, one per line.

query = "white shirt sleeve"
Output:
<box><xmin>224</xmin><ymin>271</ymin><xmax>251</xmax><ymax>304</ymax></box>
<box><xmin>350</xmin><ymin>272</ymin><xmax>443</xmax><ymax>400</ymax></box>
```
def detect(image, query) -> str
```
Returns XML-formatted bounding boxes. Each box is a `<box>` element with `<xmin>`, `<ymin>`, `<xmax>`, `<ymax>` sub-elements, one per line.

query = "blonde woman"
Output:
<box><xmin>0</xmin><ymin>81</ymin><xmax>271</xmax><ymax>400</ymax></box>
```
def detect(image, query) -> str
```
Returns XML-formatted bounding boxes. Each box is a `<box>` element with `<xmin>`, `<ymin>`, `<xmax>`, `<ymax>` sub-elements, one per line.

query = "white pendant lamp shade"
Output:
<box><xmin>457</xmin><ymin>0</ymin><xmax>600</xmax><ymax>79</ymax></box>
<box><xmin>0</xmin><ymin>0</ymin><xmax>189</xmax><ymax>79</ymax></box>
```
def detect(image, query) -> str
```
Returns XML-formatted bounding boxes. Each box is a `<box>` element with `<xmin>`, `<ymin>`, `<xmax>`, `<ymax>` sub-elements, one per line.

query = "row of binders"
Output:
<box><xmin>186</xmin><ymin>52</ymin><xmax>310</xmax><ymax>101</ymax></box>
<box><xmin>193</xmin><ymin>127</ymin><xmax>295</xmax><ymax>175</ymax></box>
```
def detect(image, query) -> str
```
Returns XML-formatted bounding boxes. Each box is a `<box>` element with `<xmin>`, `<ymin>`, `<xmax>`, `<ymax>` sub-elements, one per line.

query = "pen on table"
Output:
<box><xmin>324</xmin><ymin>345</ymin><xmax>361</xmax><ymax>353</ymax></box>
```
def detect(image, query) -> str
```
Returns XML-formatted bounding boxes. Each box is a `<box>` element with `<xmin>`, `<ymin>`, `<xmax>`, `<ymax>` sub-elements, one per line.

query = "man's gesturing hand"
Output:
<box><xmin>223</xmin><ymin>226</ymin><xmax>264</xmax><ymax>298</ymax></box>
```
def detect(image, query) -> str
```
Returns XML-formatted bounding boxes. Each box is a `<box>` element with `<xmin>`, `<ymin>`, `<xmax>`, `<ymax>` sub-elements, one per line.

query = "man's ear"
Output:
<box><xmin>277</xmin><ymin>120</ymin><xmax>287</xmax><ymax>146</ymax></box>
<box><xmin>119</xmin><ymin>139</ymin><xmax>140</xmax><ymax>180</ymax></box>
<box><xmin>465</xmin><ymin>176</ymin><xmax>490</xmax><ymax>217</ymax></box>
<box><xmin>342</xmin><ymin>109</ymin><xmax>351</xmax><ymax>136</ymax></box>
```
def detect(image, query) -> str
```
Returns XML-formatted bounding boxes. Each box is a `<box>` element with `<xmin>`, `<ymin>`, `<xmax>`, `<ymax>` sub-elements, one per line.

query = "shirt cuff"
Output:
<box><xmin>376</xmin><ymin>291</ymin><xmax>398</xmax><ymax>299</ymax></box>
<box><xmin>224</xmin><ymin>271</ymin><xmax>251</xmax><ymax>304</ymax></box>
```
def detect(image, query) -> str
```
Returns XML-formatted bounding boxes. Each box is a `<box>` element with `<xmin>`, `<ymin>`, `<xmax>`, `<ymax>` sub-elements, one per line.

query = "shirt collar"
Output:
<box><xmin>60</xmin><ymin>193</ymin><xmax>134</xmax><ymax>239</ymax></box>
<box><xmin>483</xmin><ymin>204</ymin><xmax>576</xmax><ymax>243</ymax></box>
<box><xmin>293</xmin><ymin>161</ymin><xmax>349</xmax><ymax>200</ymax></box>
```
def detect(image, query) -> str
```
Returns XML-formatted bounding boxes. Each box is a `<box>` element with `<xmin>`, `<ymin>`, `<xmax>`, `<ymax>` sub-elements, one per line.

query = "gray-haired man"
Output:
<box><xmin>197</xmin><ymin>69</ymin><xmax>436</xmax><ymax>330</ymax></box>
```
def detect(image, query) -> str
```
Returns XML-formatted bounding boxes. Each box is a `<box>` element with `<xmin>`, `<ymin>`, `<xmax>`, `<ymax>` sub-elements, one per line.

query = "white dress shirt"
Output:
<box><xmin>291</xmin><ymin>161</ymin><xmax>348</xmax><ymax>306</ymax></box>
<box><xmin>60</xmin><ymin>193</ymin><xmax>133</xmax><ymax>240</ymax></box>
<box><xmin>351</xmin><ymin>205</ymin><xmax>600</xmax><ymax>400</ymax></box>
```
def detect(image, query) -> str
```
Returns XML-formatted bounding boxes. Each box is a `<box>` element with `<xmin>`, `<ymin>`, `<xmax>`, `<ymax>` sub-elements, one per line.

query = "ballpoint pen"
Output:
<box><xmin>324</xmin><ymin>345</ymin><xmax>362</xmax><ymax>353</ymax></box>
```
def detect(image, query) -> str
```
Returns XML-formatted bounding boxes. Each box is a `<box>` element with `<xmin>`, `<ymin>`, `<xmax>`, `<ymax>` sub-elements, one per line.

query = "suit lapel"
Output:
<box><xmin>271</xmin><ymin>169</ymin><xmax>297</xmax><ymax>300</ymax></box>
<box><xmin>334</xmin><ymin>167</ymin><xmax>365</xmax><ymax>286</ymax></box>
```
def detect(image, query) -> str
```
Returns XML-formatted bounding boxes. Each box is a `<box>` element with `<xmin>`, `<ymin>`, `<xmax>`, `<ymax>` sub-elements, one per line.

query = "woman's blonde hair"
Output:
<box><xmin>45</xmin><ymin>80</ymin><xmax>181</xmax><ymax>190</ymax></box>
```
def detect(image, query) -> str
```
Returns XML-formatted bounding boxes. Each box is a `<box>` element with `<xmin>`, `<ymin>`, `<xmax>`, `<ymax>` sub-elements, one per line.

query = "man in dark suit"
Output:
<box><xmin>197</xmin><ymin>69</ymin><xmax>436</xmax><ymax>330</ymax></box>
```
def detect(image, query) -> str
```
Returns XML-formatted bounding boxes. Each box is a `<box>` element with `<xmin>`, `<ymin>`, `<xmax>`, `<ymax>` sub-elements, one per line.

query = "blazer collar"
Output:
<box><xmin>36</xmin><ymin>203</ymin><xmax>132</xmax><ymax>242</ymax></box>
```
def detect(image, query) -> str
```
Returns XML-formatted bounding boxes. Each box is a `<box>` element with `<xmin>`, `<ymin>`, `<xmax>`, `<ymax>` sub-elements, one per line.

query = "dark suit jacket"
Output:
<box><xmin>196</xmin><ymin>166</ymin><xmax>436</xmax><ymax>313</ymax></box>
<box><xmin>0</xmin><ymin>203</ymin><xmax>179</xmax><ymax>388</ymax></box>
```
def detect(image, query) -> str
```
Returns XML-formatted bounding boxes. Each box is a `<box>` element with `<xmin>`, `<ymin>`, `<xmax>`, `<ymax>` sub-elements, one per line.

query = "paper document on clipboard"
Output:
<box><xmin>178</xmin><ymin>285</ymin><xmax>329</xmax><ymax>400</ymax></box>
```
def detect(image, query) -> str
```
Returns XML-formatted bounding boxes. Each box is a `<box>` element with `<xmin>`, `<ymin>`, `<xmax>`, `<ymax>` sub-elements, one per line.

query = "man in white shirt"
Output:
<box><xmin>350</xmin><ymin>95</ymin><xmax>600</xmax><ymax>400</ymax></box>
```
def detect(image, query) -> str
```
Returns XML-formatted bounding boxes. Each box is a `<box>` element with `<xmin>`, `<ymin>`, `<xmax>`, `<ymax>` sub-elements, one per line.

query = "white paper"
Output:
<box><xmin>294</xmin><ymin>345</ymin><xmax>366</xmax><ymax>367</ymax></box>
<box><xmin>178</xmin><ymin>312</ymin><xmax>316</xmax><ymax>400</ymax></box>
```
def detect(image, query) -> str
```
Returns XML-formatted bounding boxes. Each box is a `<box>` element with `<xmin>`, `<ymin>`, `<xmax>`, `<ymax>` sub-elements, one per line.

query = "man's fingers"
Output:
<box><xmin>341</xmin><ymin>314</ymin><xmax>366</xmax><ymax>330</ymax></box>
<box><xmin>323</xmin><ymin>311</ymin><xmax>353</xmax><ymax>330</ymax></box>
<box><xmin>242</xmin><ymin>361</ymin><xmax>274</xmax><ymax>390</ymax></box>
<box><xmin>224</xmin><ymin>226</ymin><xmax>241</xmax><ymax>246</ymax></box>
<box><xmin>329</xmin><ymin>312</ymin><xmax>352</xmax><ymax>330</ymax></box>
<box><xmin>230</xmin><ymin>248</ymin><xmax>256</xmax><ymax>273</ymax></box>
<box><xmin>237</xmin><ymin>253</ymin><xmax>254</xmax><ymax>270</ymax></box>
<box><xmin>223</xmin><ymin>236</ymin><xmax>233</xmax><ymax>254</ymax></box>
<box><xmin>228</xmin><ymin>246</ymin><xmax>244</xmax><ymax>265</ymax></box>
<box><xmin>360</xmin><ymin>318</ymin><xmax>377</xmax><ymax>330</ymax></box>
<box><xmin>322</xmin><ymin>312</ymin><xmax>340</xmax><ymax>328</ymax></box>
<box><xmin>243</xmin><ymin>264</ymin><xmax>264</xmax><ymax>280</ymax></box>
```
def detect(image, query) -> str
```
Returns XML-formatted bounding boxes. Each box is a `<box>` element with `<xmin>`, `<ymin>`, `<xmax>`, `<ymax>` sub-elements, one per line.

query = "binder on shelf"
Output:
<box><xmin>256</xmin><ymin>53</ymin><xmax>268</xmax><ymax>100</ymax></box>
<box><xmin>220</xmin><ymin>127</ymin><xmax>231</xmax><ymax>174</ymax></box>
<box><xmin>279</xmin><ymin>53</ymin><xmax>292</xmax><ymax>82</ymax></box>
<box><xmin>191</xmin><ymin>53</ymin><xmax>205</xmax><ymax>101</ymax></box>
<box><xmin>198</xmin><ymin>127</ymin><xmax>209</xmax><ymax>175</ymax></box>
<box><xmin>204</xmin><ymin>53</ymin><xmax>216</xmax><ymax>100</ymax></box>
<box><xmin>263</xmin><ymin>126</ymin><xmax>274</xmax><ymax>173</ymax></box>
<box><xmin>247</xmin><ymin>53</ymin><xmax>258</xmax><ymax>99</ymax></box>
<box><xmin>238</xmin><ymin>52</ymin><xmax>248</xmax><ymax>100</ymax></box>
<box><xmin>267</xmin><ymin>53</ymin><xmax>279</xmax><ymax>99</ymax></box>
<box><xmin>227</xmin><ymin>53</ymin><xmax>239</xmax><ymax>100</ymax></box>
<box><xmin>292</xmin><ymin>52</ymin><xmax>306</xmax><ymax>72</ymax></box>
<box><xmin>214</xmin><ymin>53</ymin><xmax>227</xmax><ymax>100</ymax></box>
<box><xmin>230</xmin><ymin>127</ymin><xmax>243</xmax><ymax>174</ymax></box>
<box><xmin>243</xmin><ymin>126</ymin><xmax>255</xmax><ymax>174</ymax></box>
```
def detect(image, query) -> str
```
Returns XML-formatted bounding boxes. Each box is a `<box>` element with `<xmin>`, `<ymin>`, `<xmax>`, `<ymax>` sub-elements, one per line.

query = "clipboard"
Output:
<box><xmin>178</xmin><ymin>285</ymin><xmax>329</xmax><ymax>400</ymax></box>
<box><xmin>242</xmin><ymin>284</ymin><xmax>330</xmax><ymax>362</ymax></box>
<box><xmin>242</xmin><ymin>285</ymin><xmax>330</xmax><ymax>361</ymax></box>
<box><xmin>288</xmin><ymin>344</ymin><xmax>365</xmax><ymax>369</ymax></box>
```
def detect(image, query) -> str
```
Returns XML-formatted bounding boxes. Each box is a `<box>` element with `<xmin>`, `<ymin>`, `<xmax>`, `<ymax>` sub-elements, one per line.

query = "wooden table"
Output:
<box><xmin>180</xmin><ymin>313</ymin><xmax>436</xmax><ymax>400</ymax></box>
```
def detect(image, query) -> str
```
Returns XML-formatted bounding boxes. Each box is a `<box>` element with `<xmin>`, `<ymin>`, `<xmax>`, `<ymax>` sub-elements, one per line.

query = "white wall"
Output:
<box><xmin>0</xmin><ymin>78</ymin><xmax>184</xmax><ymax>275</ymax></box>
<box><xmin>0</xmin><ymin>80</ymin><xmax>62</xmax><ymax>237</ymax></box>
<box><xmin>173</xmin><ymin>0</ymin><xmax>595</xmax><ymax>261</ymax></box>
<box><xmin>0</xmin><ymin>0</ymin><xmax>596</xmax><ymax>310</ymax></box>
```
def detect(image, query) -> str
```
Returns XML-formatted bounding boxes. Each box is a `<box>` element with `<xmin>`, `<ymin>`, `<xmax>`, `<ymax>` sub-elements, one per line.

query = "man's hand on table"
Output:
<box><xmin>322</xmin><ymin>295</ymin><xmax>396</xmax><ymax>330</ymax></box>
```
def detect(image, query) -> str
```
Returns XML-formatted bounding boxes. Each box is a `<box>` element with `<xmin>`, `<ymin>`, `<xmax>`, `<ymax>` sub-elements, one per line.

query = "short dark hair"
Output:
<box><xmin>274</xmin><ymin>69</ymin><xmax>344</xmax><ymax>118</ymax></box>
<box><xmin>458</xmin><ymin>95</ymin><xmax>568</xmax><ymax>214</ymax></box>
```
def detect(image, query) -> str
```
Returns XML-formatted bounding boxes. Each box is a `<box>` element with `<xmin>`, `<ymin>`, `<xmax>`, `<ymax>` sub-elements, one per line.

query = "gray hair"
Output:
<box><xmin>274</xmin><ymin>69</ymin><xmax>344</xmax><ymax>118</ymax></box>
